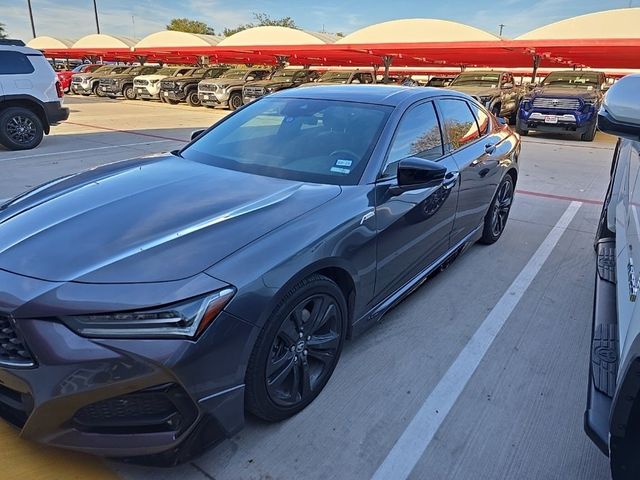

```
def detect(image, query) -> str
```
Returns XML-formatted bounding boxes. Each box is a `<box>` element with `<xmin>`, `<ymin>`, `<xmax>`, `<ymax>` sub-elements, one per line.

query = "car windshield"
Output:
<box><xmin>91</xmin><ymin>65</ymin><xmax>110</xmax><ymax>74</ymax></box>
<box><xmin>156</xmin><ymin>67</ymin><xmax>177</xmax><ymax>76</ymax></box>
<box><xmin>181</xmin><ymin>97</ymin><xmax>392</xmax><ymax>185</ymax></box>
<box><xmin>108</xmin><ymin>67</ymin><xmax>128</xmax><ymax>75</ymax></box>
<box><xmin>318</xmin><ymin>72</ymin><xmax>352</xmax><ymax>83</ymax></box>
<box><xmin>271</xmin><ymin>70</ymin><xmax>305</xmax><ymax>81</ymax></box>
<box><xmin>542</xmin><ymin>72</ymin><xmax>601</xmax><ymax>88</ymax></box>
<box><xmin>221</xmin><ymin>69</ymin><xmax>249</xmax><ymax>79</ymax></box>
<box><xmin>451</xmin><ymin>73</ymin><xmax>501</xmax><ymax>87</ymax></box>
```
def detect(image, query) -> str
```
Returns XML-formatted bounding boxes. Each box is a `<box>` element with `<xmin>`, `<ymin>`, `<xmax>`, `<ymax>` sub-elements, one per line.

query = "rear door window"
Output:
<box><xmin>0</xmin><ymin>51</ymin><xmax>35</xmax><ymax>74</ymax></box>
<box><xmin>437</xmin><ymin>99</ymin><xmax>481</xmax><ymax>151</ymax></box>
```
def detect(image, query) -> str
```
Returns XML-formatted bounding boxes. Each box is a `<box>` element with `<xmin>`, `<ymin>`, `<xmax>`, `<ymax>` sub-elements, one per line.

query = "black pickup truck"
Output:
<box><xmin>242</xmin><ymin>69</ymin><xmax>319</xmax><ymax>104</ymax></box>
<box><xmin>98</xmin><ymin>66</ymin><xmax>160</xmax><ymax>100</ymax></box>
<box><xmin>159</xmin><ymin>66</ymin><xmax>229</xmax><ymax>106</ymax></box>
<box><xmin>447</xmin><ymin>70</ymin><xmax>523</xmax><ymax>122</ymax></box>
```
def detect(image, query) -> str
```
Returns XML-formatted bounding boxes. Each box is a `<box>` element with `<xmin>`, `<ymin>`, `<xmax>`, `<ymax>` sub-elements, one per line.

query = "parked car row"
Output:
<box><xmin>62</xmin><ymin>62</ymin><xmax>611</xmax><ymax>142</ymax></box>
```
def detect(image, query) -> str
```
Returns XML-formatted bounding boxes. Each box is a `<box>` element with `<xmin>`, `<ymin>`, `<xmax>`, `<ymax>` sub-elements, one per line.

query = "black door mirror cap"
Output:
<box><xmin>190</xmin><ymin>129</ymin><xmax>206</xmax><ymax>141</ymax></box>
<box><xmin>390</xmin><ymin>157</ymin><xmax>447</xmax><ymax>195</ymax></box>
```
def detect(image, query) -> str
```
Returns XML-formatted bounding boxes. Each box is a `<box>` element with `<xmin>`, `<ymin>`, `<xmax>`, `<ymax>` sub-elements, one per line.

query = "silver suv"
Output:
<box><xmin>0</xmin><ymin>42</ymin><xmax>69</xmax><ymax>150</ymax></box>
<box><xmin>587</xmin><ymin>73</ymin><xmax>640</xmax><ymax>479</ymax></box>
<box><xmin>198</xmin><ymin>68</ymin><xmax>271</xmax><ymax>110</ymax></box>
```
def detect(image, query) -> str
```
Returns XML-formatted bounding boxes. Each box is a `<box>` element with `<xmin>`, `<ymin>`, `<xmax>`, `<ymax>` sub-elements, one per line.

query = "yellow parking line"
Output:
<box><xmin>0</xmin><ymin>422</ymin><xmax>119</xmax><ymax>480</ymax></box>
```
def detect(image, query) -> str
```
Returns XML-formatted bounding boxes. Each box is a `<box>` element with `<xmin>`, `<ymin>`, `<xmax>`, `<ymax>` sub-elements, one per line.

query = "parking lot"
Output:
<box><xmin>0</xmin><ymin>95</ymin><xmax>617</xmax><ymax>480</ymax></box>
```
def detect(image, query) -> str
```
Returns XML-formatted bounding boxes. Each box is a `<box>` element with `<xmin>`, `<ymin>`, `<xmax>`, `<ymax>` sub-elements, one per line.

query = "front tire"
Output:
<box><xmin>0</xmin><ymin>107</ymin><xmax>44</xmax><ymax>151</ymax></box>
<box><xmin>186</xmin><ymin>90</ymin><xmax>201</xmax><ymax>107</ymax></box>
<box><xmin>95</xmin><ymin>84</ymin><xmax>106</xmax><ymax>97</ymax></box>
<box><xmin>480</xmin><ymin>174</ymin><xmax>514</xmax><ymax>245</ymax></box>
<box><xmin>245</xmin><ymin>275</ymin><xmax>347</xmax><ymax>422</ymax></box>
<box><xmin>228</xmin><ymin>92</ymin><xmax>243</xmax><ymax>111</ymax></box>
<box><xmin>123</xmin><ymin>85</ymin><xmax>137</xmax><ymax>100</ymax></box>
<box><xmin>581</xmin><ymin>120</ymin><xmax>597</xmax><ymax>142</ymax></box>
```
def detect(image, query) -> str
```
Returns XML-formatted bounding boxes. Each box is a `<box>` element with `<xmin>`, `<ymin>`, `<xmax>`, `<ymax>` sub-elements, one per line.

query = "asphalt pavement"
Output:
<box><xmin>0</xmin><ymin>95</ymin><xmax>617</xmax><ymax>480</ymax></box>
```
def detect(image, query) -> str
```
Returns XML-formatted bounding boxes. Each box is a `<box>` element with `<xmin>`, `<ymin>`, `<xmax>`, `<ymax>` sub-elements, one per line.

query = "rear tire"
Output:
<box><xmin>479</xmin><ymin>174</ymin><xmax>514</xmax><ymax>245</ymax></box>
<box><xmin>186</xmin><ymin>90</ymin><xmax>201</xmax><ymax>107</ymax></box>
<box><xmin>228</xmin><ymin>92</ymin><xmax>243</xmax><ymax>111</ymax></box>
<box><xmin>245</xmin><ymin>274</ymin><xmax>347</xmax><ymax>422</ymax></box>
<box><xmin>95</xmin><ymin>84</ymin><xmax>106</xmax><ymax>97</ymax></box>
<box><xmin>0</xmin><ymin>107</ymin><xmax>44</xmax><ymax>151</ymax></box>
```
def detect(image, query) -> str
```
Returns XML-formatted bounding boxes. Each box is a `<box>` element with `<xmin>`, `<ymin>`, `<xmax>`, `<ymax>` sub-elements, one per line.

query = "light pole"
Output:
<box><xmin>93</xmin><ymin>0</ymin><xmax>101</xmax><ymax>34</ymax></box>
<box><xmin>498</xmin><ymin>24</ymin><xmax>505</xmax><ymax>37</ymax></box>
<box><xmin>27</xmin><ymin>0</ymin><xmax>36</xmax><ymax>38</ymax></box>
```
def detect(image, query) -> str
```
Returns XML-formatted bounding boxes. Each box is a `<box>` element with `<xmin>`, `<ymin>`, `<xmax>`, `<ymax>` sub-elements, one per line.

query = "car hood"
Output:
<box><xmin>162</xmin><ymin>75</ymin><xmax>201</xmax><ymax>83</ymax></box>
<box><xmin>529</xmin><ymin>86</ymin><xmax>598</xmax><ymax>100</ymax></box>
<box><xmin>0</xmin><ymin>155</ymin><xmax>340</xmax><ymax>284</ymax></box>
<box><xmin>202</xmin><ymin>79</ymin><xmax>245</xmax><ymax>88</ymax></box>
<box><xmin>135</xmin><ymin>74</ymin><xmax>169</xmax><ymax>81</ymax></box>
<box><xmin>447</xmin><ymin>85</ymin><xmax>498</xmax><ymax>96</ymax></box>
<box><xmin>248</xmin><ymin>79</ymin><xmax>293</xmax><ymax>88</ymax></box>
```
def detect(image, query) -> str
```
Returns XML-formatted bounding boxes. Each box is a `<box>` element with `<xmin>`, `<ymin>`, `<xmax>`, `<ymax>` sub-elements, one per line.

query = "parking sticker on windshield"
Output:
<box><xmin>335</xmin><ymin>159</ymin><xmax>353</xmax><ymax>167</ymax></box>
<box><xmin>330</xmin><ymin>167</ymin><xmax>351</xmax><ymax>174</ymax></box>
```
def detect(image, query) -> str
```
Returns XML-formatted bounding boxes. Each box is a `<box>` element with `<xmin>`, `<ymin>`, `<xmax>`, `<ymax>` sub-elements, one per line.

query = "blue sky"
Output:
<box><xmin>1</xmin><ymin>0</ymin><xmax>636</xmax><ymax>41</ymax></box>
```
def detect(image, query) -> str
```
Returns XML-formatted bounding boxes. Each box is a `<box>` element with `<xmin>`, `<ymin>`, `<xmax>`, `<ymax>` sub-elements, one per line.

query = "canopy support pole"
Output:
<box><xmin>135</xmin><ymin>55</ymin><xmax>147</xmax><ymax>65</ymax></box>
<box><xmin>382</xmin><ymin>55</ymin><xmax>392</xmax><ymax>84</ymax></box>
<box><xmin>275</xmin><ymin>55</ymin><xmax>290</xmax><ymax>69</ymax></box>
<box><xmin>531</xmin><ymin>54</ymin><xmax>541</xmax><ymax>83</ymax></box>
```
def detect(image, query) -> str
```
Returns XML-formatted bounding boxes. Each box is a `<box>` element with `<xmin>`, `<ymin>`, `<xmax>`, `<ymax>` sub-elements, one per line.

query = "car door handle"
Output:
<box><xmin>442</xmin><ymin>171</ymin><xmax>460</xmax><ymax>190</ymax></box>
<box><xmin>484</xmin><ymin>143</ymin><xmax>497</xmax><ymax>155</ymax></box>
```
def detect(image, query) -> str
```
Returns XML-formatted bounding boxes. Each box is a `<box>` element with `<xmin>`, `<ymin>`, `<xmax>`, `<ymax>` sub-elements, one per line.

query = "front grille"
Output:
<box><xmin>244</xmin><ymin>86</ymin><xmax>264</xmax><ymax>96</ymax></box>
<box><xmin>73</xmin><ymin>384</ymin><xmax>197</xmax><ymax>435</ymax></box>
<box><xmin>134</xmin><ymin>79</ymin><xmax>149</xmax><ymax>86</ymax></box>
<box><xmin>71</xmin><ymin>75</ymin><xmax>83</xmax><ymax>83</ymax></box>
<box><xmin>99</xmin><ymin>78</ymin><xmax>115</xmax><ymax>87</ymax></box>
<box><xmin>160</xmin><ymin>80</ymin><xmax>175</xmax><ymax>90</ymax></box>
<box><xmin>532</xmin><ymin>97</ymin><xmax>581</xmax><ymax>110</ymax></box>
<box><xmin>199</xmin><ymin>83</ymin><xmax>217</xmax><ymax>92</ymax></box>
<box><xmin>0</xmin><ymin>314</ymin><xmax>35</xmax><ymax>367</ymax></box>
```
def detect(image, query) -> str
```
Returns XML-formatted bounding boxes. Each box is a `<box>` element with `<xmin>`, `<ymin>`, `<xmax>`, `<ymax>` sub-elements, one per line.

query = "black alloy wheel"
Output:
<box><xmin>0</xmin><ymin>107</ymin><xmax>44</xmax><ymax>150</ymax></box>
<box><xmin>480</xmin><ymin>174</ymin><xmax>514</xmax><ymax>244</ymax></box>
<box><xmin>245</xmin><ymin>275</ymin><xmax>346</xmax><ymax>421</ymax></box>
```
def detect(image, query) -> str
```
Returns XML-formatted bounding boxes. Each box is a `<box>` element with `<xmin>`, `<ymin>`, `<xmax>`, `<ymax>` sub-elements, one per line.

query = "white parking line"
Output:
<box><xmin>371</xmin><ymin>201</ymin><xmax>582</xmax><ymax>480</ymax></box>
<box><xmin>0</xmin><ymin>139</ymin><xmax>177</xmax><ymax>163</ymax></box>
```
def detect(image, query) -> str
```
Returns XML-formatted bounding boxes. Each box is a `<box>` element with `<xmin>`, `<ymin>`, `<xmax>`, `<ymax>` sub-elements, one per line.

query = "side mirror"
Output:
<box><xmin>390</xmin><ymin>157</ymin><xmax>447</xmax><ymax>195</ymax></box>
<box><xmin>246</xmin><ymin>76</ymin><xmax>255</xmax><ymax>81</ymax></box>
<box><xmin>190</xmin><ymin>129</ymin><xmax>205</xmax><ymax>141</ymax></box>
<box><xmin>598</xmin><ymin>74</ymin><xmax>640</xmax><ymax>141</ymax></box>
<box><xmin>502</xmin><ymin>82</ymin><xmax>514</xmax><ymax>89</ymax></box>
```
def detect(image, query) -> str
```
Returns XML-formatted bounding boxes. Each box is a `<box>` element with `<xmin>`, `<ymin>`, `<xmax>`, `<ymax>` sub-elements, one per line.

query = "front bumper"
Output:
<box><xmin>71</xmin><ymin>83</ymin><xmax>93</xmax><ymax>94</ymax></box>
<box><xmin>242</xmin><ymin>94</ymin><xmax>262</xmax><ymax>104</ymax></box>
<box><xmin>100</xmin><ymin>84</ymin><xmax>122</xmax><ymax>96</ymax></box>
<box><xmin>518</xmin><ymin>108</ymin><xmax>595</xmax><ymax>134</ymax></box>
<box><xmin>136</xmin><ymin>86</ymin><xmax>160</xmax><ymax>99</ymax></box>
<box><xmin>161</xmin><ymin>90</ymin><xmax>187</xmax><ymax>102</ymax></box>
<box><xmin>0</xmin><ymin>269</ymin><xmax>257</xmax><ymax>464</ymax></box>
<box><xmin>198</xmin><ymin>92</ymin><xmax>224</xmax><ymax>107</ymax></box>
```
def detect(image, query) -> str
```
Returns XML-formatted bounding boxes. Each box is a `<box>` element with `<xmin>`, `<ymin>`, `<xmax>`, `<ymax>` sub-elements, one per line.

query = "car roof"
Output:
<box><xmin>0</xmin><ymin>44</ymin><xmax>44</xmax><ymax>56</ymax></box>
<box><xmin>275</xmin><ymin>85</ymin><xmax>464</xmax><ymax>106</ymax></box>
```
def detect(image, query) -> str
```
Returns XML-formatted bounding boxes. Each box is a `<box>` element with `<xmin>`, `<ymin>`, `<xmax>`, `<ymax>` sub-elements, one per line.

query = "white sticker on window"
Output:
<box><xmin>335</xmin><ymin>159</ymin><xmax>353</xmax><ymax>167</ymax></box>
<box><xmin>330</xmin><ymin>167</ymin><xmax>350</xmax><ymax>174</ymax></box>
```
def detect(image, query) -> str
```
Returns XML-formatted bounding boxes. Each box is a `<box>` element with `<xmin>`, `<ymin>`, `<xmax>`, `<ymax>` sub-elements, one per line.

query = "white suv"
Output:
<box><xmin>134</xmin><ymin>66</ymin><xmax>193</xmax><ymax>101</ymax></box>
<box><xmin>0</xmin><ymin>42</ymin><xmax>69</xmax><ymax>150</ymax></box>
<box><xmin>587</xmin><ymin>74</ymin><xmax>640</xmax><ymax>479</ymax></box>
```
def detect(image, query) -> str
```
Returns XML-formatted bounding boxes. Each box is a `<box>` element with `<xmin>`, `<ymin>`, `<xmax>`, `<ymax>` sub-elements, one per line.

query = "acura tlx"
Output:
<box><xmin>0</xmin><ymin>85</ymin><xmax>519</xmax><ymax>464</ymax></box>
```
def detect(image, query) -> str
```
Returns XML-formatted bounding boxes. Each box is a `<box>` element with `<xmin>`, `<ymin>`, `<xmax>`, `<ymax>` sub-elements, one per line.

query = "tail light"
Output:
<box><xmin>55</xmin><ymin>80</ymin><xmax>64</xmax><ymax>98</ymax></box>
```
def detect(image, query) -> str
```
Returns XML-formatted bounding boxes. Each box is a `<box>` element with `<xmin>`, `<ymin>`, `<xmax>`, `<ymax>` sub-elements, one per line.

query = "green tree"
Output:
<box><xmin>0</xmin><ymin>22</ymin><xmax>7</xmax><ymax>39</ymax></box>
<box><xmin>223</xmin><ymin>13</ymin><xmax>297</xmax><ymax>37</ymax></box>
<box><xmin>166</xmin><ymin>18</ymin><xmax>215</xmax><ymax>35</ymax></box>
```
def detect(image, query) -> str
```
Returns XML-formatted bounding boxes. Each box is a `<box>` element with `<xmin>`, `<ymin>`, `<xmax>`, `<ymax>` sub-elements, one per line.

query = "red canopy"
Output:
<box><xmin>42</xmin><ymin>38</ymin><xmax>640</xmax><ymax>70</ymax></box>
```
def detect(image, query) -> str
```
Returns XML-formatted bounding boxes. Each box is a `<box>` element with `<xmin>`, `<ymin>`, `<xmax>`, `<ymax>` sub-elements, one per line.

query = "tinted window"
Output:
<box><xmin>468</xmin><ymin>102</ymin><xmax>491</xmax><ymax>135</ymax></box>
<box><xmin>438</xmin><ymin>99</ymin><xmax>481</xmax><ymax>150</ymax></box>
<box><xmin>0</xmin><ymin>51</ymin><xmax>35</xmax><ymax>74</ymax></box>
<box><xmin>383</xmin><ymin>102</ymin><xmax>443</xmax><ymax>177</ymax></box>
<box><xmin>182</xmin><ymin>97</ymin><xmax>392</xmax><ymax>186</ymax></box>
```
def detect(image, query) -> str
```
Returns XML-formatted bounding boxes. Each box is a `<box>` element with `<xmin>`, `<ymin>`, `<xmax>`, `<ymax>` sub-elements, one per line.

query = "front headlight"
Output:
<box><xmin>60</xmin><ymin>288</ymin><xmax>235</xmax><ymax>339</ymax></box>
<box><xmin>265</xmin><ymin>87</ymin><xmax>275</xmax><ymax>93</ymax></box>
<box><xmin>176</xmin><ymin>81</ymin><xmax>186</xmax><ymax>90</ymax></box>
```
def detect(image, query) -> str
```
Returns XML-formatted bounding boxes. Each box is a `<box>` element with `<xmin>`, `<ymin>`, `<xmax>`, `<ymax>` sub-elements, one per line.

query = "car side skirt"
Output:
<box><xmin>352</xmin><ymin>224</ymin><xmax>482</xmax><ymax>337</ymax></box>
